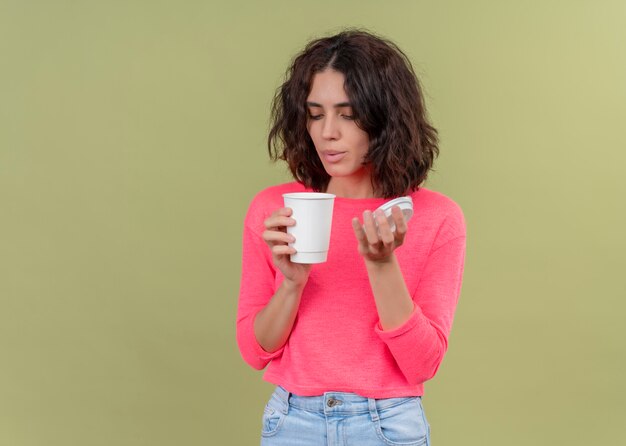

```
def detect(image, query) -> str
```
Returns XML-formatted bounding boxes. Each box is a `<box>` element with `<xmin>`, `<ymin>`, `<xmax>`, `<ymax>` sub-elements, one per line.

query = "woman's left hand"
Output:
<box><xmin>351</xmin><ymin>206</ymin><xmax>407</xmax><ymax>264</ymax></box>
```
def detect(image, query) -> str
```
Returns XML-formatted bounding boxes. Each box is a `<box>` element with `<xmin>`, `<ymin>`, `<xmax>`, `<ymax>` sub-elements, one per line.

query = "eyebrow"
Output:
<box><xmin>306</xmin><ymin>101</ymin><xmax>352</xmax><ymax>108</ymax></box>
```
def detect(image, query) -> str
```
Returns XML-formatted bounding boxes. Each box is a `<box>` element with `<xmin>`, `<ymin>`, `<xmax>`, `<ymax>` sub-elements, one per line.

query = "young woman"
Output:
<box><xmin>237</xmin><ymin>29</ymin><xmax>466</xmax><ymax>446</ymax></box>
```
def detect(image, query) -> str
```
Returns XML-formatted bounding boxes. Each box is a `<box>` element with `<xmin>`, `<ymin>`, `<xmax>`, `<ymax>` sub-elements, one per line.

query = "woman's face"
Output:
<box><xmin>306</xmin><ymin>69</ymin><xmax>371</xmax><ymax>180</ymax></box>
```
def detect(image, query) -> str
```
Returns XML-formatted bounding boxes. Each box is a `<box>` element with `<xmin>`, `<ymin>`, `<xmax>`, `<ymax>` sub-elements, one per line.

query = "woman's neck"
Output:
<box><xmin>325</xmin><ymin>176</ymin><xmax>381</xmax><ymax>199</ymax></box>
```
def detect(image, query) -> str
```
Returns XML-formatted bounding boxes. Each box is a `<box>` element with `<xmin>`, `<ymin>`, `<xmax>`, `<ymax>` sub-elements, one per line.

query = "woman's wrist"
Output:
<box><xmin>282</xmin><ymin>277</ymin><xmax>307</xmax><ymax>294</ymax></box>
<box><xmin>364</xmin><ymin>251</ymin><xmax>397</xmax><ymax>269</ymax></box>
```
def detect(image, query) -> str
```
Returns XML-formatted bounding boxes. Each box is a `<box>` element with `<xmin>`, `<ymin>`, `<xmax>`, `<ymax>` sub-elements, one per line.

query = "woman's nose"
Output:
<box><xmin>321</xmin><ymin>116</ymin><xmax>340</xmax><ymax>140</ymax></box>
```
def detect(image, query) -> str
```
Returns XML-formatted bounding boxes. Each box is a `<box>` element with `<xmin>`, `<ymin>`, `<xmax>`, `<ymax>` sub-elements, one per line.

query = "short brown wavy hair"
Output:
<box><xmin>268</xmin><ymin>29</ymin><xmax>439</xmax><ymax>198</ymax></box>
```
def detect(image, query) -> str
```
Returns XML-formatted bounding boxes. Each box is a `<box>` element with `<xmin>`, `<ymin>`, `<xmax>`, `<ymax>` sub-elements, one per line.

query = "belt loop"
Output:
<box><xmin>367</xmin><ymin>397</ymin><xmax>379</xmax><ymax>422</ymax></box>
<box><xmin>284</xmin><ymin>389</ymin><xmax>291</xmax><ymax>414</ymax></box>
<box><xmin>276</xmin><ymin>386</ymin><xmax>290</xmax><ymax>415</ymax></box>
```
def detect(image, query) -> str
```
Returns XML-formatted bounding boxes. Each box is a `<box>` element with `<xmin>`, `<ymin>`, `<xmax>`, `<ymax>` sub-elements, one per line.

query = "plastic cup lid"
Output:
<box><xmin>364</xmin><ymin>196</ymin><xmax>414</xmax><ymax>233</ymax></box>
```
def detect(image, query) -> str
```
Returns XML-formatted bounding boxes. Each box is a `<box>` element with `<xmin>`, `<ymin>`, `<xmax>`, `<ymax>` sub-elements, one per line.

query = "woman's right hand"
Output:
<box><xmin>262</xmin><ymin>207</ymin><xmax>312</xmax><ymax>286</ymax></box>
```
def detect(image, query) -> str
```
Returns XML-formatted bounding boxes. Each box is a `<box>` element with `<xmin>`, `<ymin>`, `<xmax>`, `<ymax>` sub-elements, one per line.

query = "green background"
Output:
<box><xmin>1</xmin><ymin>1</ymin><xmax>625</xmax><ymax>445</ymax></box>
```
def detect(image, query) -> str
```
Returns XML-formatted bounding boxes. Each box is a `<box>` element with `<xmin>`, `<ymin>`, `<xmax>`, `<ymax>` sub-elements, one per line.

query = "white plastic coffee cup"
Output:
<box><xmin>282</xmin><ymin>192</ymin><xmax>335</xmax><ymax>264</ymax></box>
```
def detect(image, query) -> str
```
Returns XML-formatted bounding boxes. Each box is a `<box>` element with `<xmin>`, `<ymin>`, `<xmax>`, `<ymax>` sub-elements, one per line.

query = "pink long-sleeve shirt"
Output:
<box><xmin>236</xmin><ymin>181</ymin><xmax>466</xmax><ymax>398</ymax></box>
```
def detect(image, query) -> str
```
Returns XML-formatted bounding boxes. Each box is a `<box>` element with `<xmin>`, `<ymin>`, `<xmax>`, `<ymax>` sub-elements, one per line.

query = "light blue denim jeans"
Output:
<box><xmin>260</xmin><ymin>386</ymin><xmax>430</xmax><ymax>446</ymax></box>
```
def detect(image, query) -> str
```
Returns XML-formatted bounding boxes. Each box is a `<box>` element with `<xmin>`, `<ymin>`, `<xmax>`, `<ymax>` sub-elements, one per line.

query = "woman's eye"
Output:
<box><xmin>308</xmin><ymin>114</ymin><xmax>323</xmax><ymax>120</ymax></box>
<box><xmin>342</xmin><ymin>114</ymin><xmax>355</xmax><ymax>120</ymax></box>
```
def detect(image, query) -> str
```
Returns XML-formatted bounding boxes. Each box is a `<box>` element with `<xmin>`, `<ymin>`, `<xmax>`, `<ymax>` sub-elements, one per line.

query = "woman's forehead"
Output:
<box><xmin>306</xmin><ymin>69</ymin><xmax>350</xmax><ymax>103</ymax></box>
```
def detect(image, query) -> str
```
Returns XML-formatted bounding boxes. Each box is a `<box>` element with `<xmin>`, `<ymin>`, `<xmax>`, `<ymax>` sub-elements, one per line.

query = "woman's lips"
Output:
<box><xmin>323</xmin><ymin>152</ymin><xmax>346</xmax><ymax>163</ymax></box>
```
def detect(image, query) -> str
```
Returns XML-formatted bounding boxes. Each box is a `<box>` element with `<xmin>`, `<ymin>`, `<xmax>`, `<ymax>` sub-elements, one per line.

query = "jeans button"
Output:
<box><xmin>327</xmin><ymin>398</ymin><xmax>342</xmax><ymax>407</ymax></box>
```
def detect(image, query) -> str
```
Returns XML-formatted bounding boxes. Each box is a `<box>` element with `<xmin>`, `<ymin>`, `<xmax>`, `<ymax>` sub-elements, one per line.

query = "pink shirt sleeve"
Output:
<box><xmin>374</xmin><ymin>211</ymin><xmax>466</xmax><ymax>386</ymax></box>
<box><xmin>236</xmin><ymin>197</ymin><xmax>285</xmax><ymax>370</ymax></box>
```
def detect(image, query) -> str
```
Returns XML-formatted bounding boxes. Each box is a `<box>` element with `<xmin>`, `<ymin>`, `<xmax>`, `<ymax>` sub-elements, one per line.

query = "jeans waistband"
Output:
<box><xmin>271</xmin><ymin>386</ymin><xmax>420</xmax><ymax>418</ymax></box>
